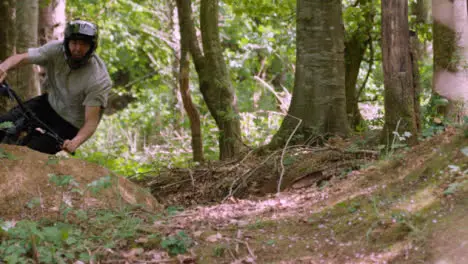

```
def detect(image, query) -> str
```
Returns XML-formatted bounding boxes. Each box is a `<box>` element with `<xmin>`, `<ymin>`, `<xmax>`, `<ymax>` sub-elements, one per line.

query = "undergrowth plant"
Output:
<box><xmin>0</xmin><ymin>175</ymin><xmax>193</xmax><ymax>263</ymax></box>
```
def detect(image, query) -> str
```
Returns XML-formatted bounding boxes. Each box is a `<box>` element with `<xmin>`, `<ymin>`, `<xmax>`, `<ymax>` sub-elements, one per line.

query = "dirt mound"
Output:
<box><xmin>0</xmin><ymin>144</ymin><xmax>160</xmax><ymax>220</ymax></box>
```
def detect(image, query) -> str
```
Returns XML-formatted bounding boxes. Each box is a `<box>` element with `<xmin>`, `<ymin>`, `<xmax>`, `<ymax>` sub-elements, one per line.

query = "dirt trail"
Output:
<box><xmin>147</xmin><ymin>130</ymin><xmax>468</xmax><ymax>263</ymax></box>
<box><xmin>1</xmin><ymin>130</ymin><xmax>467</xmax><ymax>263</ymax></box>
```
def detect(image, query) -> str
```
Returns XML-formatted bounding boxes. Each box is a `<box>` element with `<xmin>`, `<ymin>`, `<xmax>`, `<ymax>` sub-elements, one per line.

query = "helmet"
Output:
<box><xmin>64</xmin><ymin>20</ymin><xmax>99</xmax><ymax>69</ymax></box>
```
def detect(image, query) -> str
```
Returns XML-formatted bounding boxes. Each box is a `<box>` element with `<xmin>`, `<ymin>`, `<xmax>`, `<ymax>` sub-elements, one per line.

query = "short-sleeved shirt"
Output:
<box><xmin>28</xmin><ymin>40</ymin><xmax>112</xmax><ymax>128</ymax></box>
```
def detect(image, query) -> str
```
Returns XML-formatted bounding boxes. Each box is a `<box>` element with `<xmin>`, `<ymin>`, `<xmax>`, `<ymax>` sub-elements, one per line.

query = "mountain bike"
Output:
<box><xmin>0</xmin><ymin>82</ymin><xmax>74</xmax><ymax>154</ymax></box>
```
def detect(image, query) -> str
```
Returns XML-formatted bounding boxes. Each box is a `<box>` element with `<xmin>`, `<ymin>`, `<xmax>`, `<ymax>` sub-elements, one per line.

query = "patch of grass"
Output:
<box><xmin>161</xmin><ymin>231</ymin><xmax>192</xmax><ymax>256</ymax></box>
<box><xmin>247</xmin><ymin>219</ymin><xmax>276</xmax><ymax>230</ymax></box>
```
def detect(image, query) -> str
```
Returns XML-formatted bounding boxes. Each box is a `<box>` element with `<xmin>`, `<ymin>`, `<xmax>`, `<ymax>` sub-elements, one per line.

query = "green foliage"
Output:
<box><xmin>87</xmin><ymin>175</ymin><xmax>113</xmax><ymax>195</ymax></box>
<box><xmin>0</xmin><ymin>148</ymin><xmax>16</xmax><ymax>160</ymax></box>
<box><xmin>160</xmin><ymin>231</ymin><xmax>192</xmax><ymax>256</ymax></box>
<box><xmin>48</xmin><ymin>174</ymin><xmax>76</xmax><ymax>188</ymax></box>
<box><xmin>212</xmin><ymin>244</ymin><xmax>226</xmax><ymax>257</ymax></box>
<box><xmin>0</xmin><ymin>220</ymin><xmax>88</xmax><ymax>263</ymax></box>
<box><xmin>166</xmin><ymin>205</ymin><xmax>184</xmax><ymax>216</ymax></box>
<box><xmin>0</xmin><ymin>172</ymin><xmax>193</xmax><ymax>262</ymax></box>
<box><xmin>0</xmin><ymin>121</ymin><xmax>14</xmax><ymax>130</ymax></box>
<box><xmin>420</xmin><ymin>94</ymin><xmax>449</xmax><ymax>139</ymax></box>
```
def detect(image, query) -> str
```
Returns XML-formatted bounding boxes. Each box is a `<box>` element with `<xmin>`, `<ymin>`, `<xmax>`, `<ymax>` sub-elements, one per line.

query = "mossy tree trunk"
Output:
<box><xmin>268</xmin><ymin>0</ymin><xmax>349</xmax><ymax>149</ymax></box>
<box><xmin>176</xmin><ymin>0</ymin><xmax>204</xmax><ymax>162</ymax></box>
<box><xmin>344</xmin><ymin>0</ymin><xmax>375</xmax><ymax>131</ymax></box>
<box><xmin>0</xmin><ymin>0</ymin><xmax>16</xmax><ymax>114</ymax></box>
<box><xmin>432</xmin><ymin>0</ymin><xmax>468</xmax><ymax>122</ymax></box>
<box><xmin>345</xmin><ymin>34</ymin><xmax>368</xmax><ymax>130</ymax></box>
<box><xmin>178</xmin><ymin>0</ymin><xmax>243</xmax><ymax>160</ymax></box>
<box><xmin>381</xmin><ymin>0</ymin><xmax>418</xmax><ymax>145</ymax></box>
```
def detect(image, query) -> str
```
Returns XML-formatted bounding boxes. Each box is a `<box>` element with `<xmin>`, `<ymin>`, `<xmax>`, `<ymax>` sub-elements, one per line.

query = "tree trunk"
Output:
<box><xmin>410</xmin><ymin>32</ymin><xmax>422</xmax><ymax>132</ymax></box>
<box><xmin>0</xmin><ymin>0</ymin><xmax>16</xmax><ymax>114</ymax></box>
<box><xmin>381</xmin><ymin>0</ymin><xmax>418</xmax><ymax>145</ymax></box>
<box><xmin>168</xmin><ymin>0</ymin><xmax>185</xmax><ymax>131</ymax></box>
<box><xmin>176</xmin><ymin>0</ymin><xmax>204</xmax><ymax>162</ymax></box>
<box><xmin>16</xmin><ymin>0</ymin><xmax>40</xmax><ymax>100</ymax></box>
<box><xmin>432</xmin><ymin>0</ymin><xmax>468</xmax><ymax>122</ymax></box>
<box><xmin>408</xmin><ymin>0</ymin><xmax>429</xmax><ymax>132</ymax></box>
<box><xmin>38</xmin><ymin>0</ymin><xmax>66</xmax><ymax>45</ymax></box>
<box><xmin>268</xmin><ymin>0</ymin><xmax>349</xmax><ymax>149</ymax></box>
<box><xmin>182</xmin><ymin>0</ymin><xmax>243</xmax><ymax>160</ymax></box>
<box><xmin>344</xmin><ymin>0</ymin><xmax>375</xmax><ymax>131</ymax></box>
<box><xmin>345</xmin><ymin>34</ymin><xmax>367</xmax><ymax>130</ymax></box>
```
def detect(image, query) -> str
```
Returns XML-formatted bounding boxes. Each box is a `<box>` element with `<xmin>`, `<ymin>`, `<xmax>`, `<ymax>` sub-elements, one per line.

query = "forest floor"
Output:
<box><xmin>1</xmin><ymin>127</ymin><xmax>467</xmax><ymax>263</ymax></box>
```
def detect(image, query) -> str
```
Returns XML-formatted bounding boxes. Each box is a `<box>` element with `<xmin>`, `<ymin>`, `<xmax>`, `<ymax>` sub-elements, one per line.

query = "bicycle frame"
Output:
<box><xmin>0</xmin><ymin>82</ymin><xmax>71</xmax><ymax>153</ymax></box>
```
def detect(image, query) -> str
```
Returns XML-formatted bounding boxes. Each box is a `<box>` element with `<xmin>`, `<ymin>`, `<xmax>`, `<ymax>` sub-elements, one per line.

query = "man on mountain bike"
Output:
<box><xmin>0</xmin><ymin>19</ymin><xmax>112</xmax><ymax>154</ymax></box>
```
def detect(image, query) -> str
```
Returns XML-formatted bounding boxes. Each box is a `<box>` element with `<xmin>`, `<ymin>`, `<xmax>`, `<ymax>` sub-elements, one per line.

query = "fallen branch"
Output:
<box><xmin>277</xmin><ymin>115</ymin><xmax>302</xmax><ymax>193</ymax></box>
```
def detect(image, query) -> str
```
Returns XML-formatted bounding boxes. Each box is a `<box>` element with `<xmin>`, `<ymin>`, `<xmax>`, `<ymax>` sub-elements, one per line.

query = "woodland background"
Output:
<box><xmin>1</xmin><ymin>0</ymin><xmax>468</xmax><ymax>263</ymax></box>
<box><xmin>0</xmin><ymin>0</ymin><xmax>467</xmax><ymax>178</ymax></box>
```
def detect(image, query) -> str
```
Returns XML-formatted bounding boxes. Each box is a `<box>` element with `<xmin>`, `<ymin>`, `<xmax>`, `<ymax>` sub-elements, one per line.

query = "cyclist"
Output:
<box><xmin>0</xmin><ymin>19</ymin><xmax>112</xmax><ymax>154</ymax></box>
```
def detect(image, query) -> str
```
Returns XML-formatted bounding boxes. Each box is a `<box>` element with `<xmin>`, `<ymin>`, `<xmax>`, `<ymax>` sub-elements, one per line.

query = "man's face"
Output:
<box><xmin>68</xmin><ymin>39</ymin><xmax>91</xmax><ymax>59</ymax></box>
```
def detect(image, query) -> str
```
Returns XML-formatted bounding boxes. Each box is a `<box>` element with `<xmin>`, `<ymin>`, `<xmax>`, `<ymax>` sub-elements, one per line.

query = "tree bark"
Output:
<box><xmin>38</xmin><ymin>0</ymin><xmax>66</xmax><ymax>45</ymax></box>
<box><xmin>268</xmin><ymin>0</ymin><xmax>349</xmax><ymax>149</ymax></box>
<box><xmin>0</xmin><ymin>0</ymin><xmax>16</xmax><ymax>114</ymax></box>
<box><xmin>344</xmin><ymin>0</ymin><xmax>375</xmax><ymax>131</ymax></box>
<box><xmin>176</xmin><ymin>0</ymin><xmax>204</xmax><ymax>162</ymax></box>
<box><xmin>168</xmin><ymin>0</ymin><xmax>185</xmax><ymax>131</ymax></box>
<box><xmin>200</xmin><ymin>0</ymin><xmax>243</xmax><ymax>160</ymax></box>
<box><xmin>16</xmin><ymin>0</ymin><xmax>40</xmax><ymax>100</ymax></box>
<box><xmin>181</xmin><ymin>0</ymin><xmax>243</xmax><ymax>160</ymax></box>
<box><xmin>345</xmin><ymin>34</ymin><xmax>367</xmax><ymax>130</ymax></box>
<box><xmin>410</xmin><ymin>32</ymin><xmax>422</xmax><ymax>132</ymax></box>
<box><xmin>432</xmin><ymin>0</ymin><xmax>468</xmax><ymax>122</ymax></box>
<box><xmin>381</xmin><ymin>0</ymin><xmax>418</xmax><ymax>145</ymax></box>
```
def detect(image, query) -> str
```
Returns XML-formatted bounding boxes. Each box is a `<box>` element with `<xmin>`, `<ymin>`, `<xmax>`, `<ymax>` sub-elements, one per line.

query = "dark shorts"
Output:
<box><xmin>0</xmin><ymin>93</ymin><xmax>79</xmax><ymax>154</ymax></box>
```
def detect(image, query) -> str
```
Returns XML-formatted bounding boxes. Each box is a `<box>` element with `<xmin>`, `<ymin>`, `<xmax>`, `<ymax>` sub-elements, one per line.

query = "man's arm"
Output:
<box><xmin>0</xmin><ymin>53</ymin><xmax>30</xmax><ymax>82</ymax></box>
<box><xmin>62</xmin><ymin>106</ymin><xmax>101</xmax><ymax>153</ymax></box>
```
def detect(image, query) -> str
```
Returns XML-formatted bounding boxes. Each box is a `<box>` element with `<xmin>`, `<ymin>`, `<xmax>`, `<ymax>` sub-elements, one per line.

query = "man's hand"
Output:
<box><xmin>61</xmin><ymin>106</ymin><xmax>102</xmax><ymax>154</ymax></box>
<box><xmin>62</xmin><ymin>139</ymin><xmax>80</xmax><ymax>153</ymax></box>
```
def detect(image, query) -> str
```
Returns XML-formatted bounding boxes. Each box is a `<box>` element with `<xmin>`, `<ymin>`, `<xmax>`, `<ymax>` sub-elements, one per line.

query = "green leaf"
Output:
<box><xmin>47</xmin><ymin>156</ymin><xmax>60</xmax><ymax>165</ymax></box>
<box><xmin>461</xmin><ymin>147</ymin><xmax>468</xmax><ymax>157</ymax></box>
<box><xmin>87</xmin><ymin>175</ymin><xmax>113</xmax><ymax>194</ymax></box>
<box><xmin>26</xmin><ymin>197</ymin><xmax>41</xmax><ymax>209</ymax></box>
<box><xmin>0</xmin><ymin>148</ymin><xmax>17</xmax><ymax>160</ymax></box>
<box><xmin>48</xmin><ymin>174</ymin><xmax>75</xmax><ymax>187</ymax></box>
<box><xmin>0</xmin><ymin>121</ymin><xmax>14</xmax><ymax>130</ymax></box>
<box><xmin>282</xmin><ymin>156</ymin><xmax>296</xmax><ymax>166</ymax></box>
<box><xmin>443</xmin><ymin>182</ymin><xmax>460</xmax><ymax>195</ymax></box>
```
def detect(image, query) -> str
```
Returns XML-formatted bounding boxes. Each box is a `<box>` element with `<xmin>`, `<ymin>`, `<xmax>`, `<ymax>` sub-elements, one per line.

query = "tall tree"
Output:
<box><xmin>381</xmin><ymin>0</ymin><xmax>418</xmax><ymax>145</ymax></box>
<box><xmin>344</xmin><ymin>0</ymin><xmax>375</xmax><ymax>130</ymax></box>
<box><xmin>16</xmin><ymin>0</ymin><xmax>40</xmax><ymax>100</ymax></box>
<box><xmin>38</xmin><ymin>0</ymin><xmax>66</xmax><ymax>45</ymax></box>
<box><xmin>0</xmin><ymin>0</ymin><xmax>16</xmax><ymax>114</ymax></box>
<box><xmin>268</xmin><ymin>0</ymin><xmax>349</xmax><ymax>149</ymax></box>
<box><xmin>179</xmin><ymin>0</ymin><xmax>243</xmax><ymax>160</ymax></box>
<box><xmin>176</xmin><ymin>0</ymin><xmax>204</xmax><ymax>162</ymax></box>
<box><xmin>433</xmin><ymin>0</ymin><xmax>468</xmax><ymax>122</ymax></box>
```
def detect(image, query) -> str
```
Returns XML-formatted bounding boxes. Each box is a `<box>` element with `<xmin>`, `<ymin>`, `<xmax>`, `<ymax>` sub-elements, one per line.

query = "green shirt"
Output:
<box><xmin>28</xmin><ymin>40</ymin><xmax>112</xmax><ymax>128</ymax></box>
